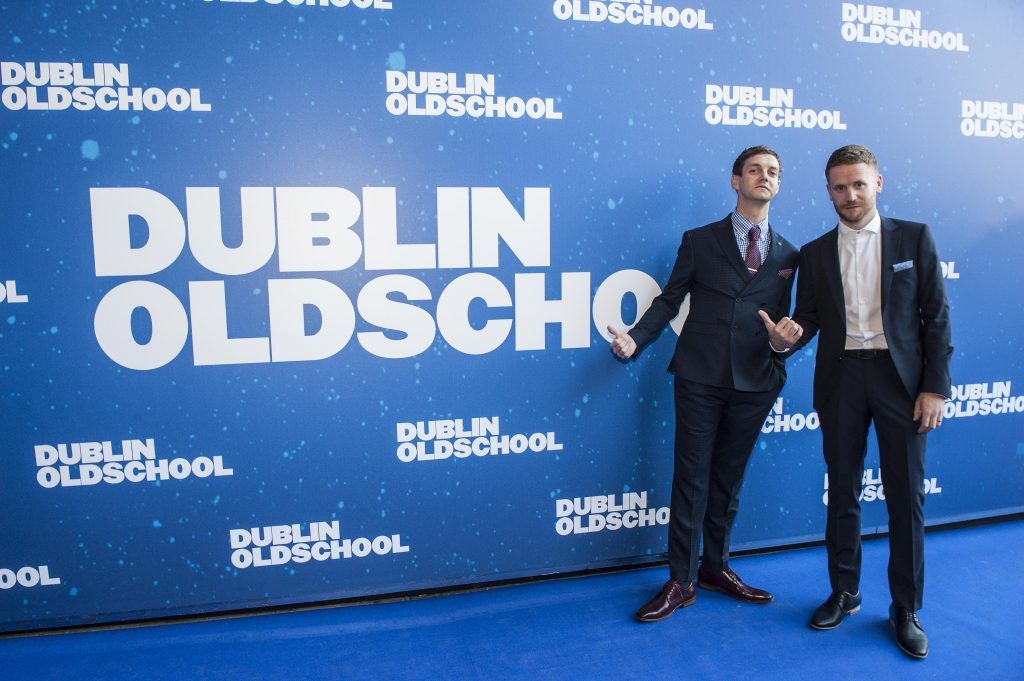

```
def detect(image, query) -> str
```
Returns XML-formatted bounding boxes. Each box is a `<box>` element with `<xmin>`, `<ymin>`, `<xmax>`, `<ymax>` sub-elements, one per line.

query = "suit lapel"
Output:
<box><xmin>880</xmin><ymin>217</ymin><xmax>901</xmax><ymax>314</ymax></box>
<box><xmin>712</xmin><ymin>217</ymin><xmax>751</xmax><ymax>281</ymax></box>
<box><xmin>822</xmin><ymin>228</ymin><xmax>846</xmax><ymax>322</ymax></box>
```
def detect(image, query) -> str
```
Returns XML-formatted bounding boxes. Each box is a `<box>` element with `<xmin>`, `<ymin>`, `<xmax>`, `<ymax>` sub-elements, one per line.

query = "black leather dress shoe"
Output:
<box><xmin>889</xmin><ymin>604</ymin><xmax>929</xmax><ymax>659</ymax></box>
<box><xmin>810</xmin><ymin>590</ymin><xmax>862</xmax><ymax>630</ymax></box>
<box><xmin>634</xmin><ymin>579</ymin><xmax>696</xmax><ymax>622</ymax></box>
<box><xmin>697</xmin><ymin>566</ymin><xmax>773</xmax><ymax>603</ymax></box>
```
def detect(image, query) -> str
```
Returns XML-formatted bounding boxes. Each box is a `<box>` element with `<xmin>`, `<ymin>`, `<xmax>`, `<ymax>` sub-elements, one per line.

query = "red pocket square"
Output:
<box><xmin>777</xmin><ymin>269</ymin><xmax>794</xmax><ymax>279</ymax></box>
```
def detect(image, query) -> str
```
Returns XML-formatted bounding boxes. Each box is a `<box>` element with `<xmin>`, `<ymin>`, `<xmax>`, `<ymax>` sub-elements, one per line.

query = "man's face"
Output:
<box><xmin>826</xmin><ymin>162</ymin><xmax>883</xmax><ymax>228</ymax></box>
<box><xmin>731</xmin><ymin>153</ymin><xmax>781</xmax><ymax>204</ymax></box>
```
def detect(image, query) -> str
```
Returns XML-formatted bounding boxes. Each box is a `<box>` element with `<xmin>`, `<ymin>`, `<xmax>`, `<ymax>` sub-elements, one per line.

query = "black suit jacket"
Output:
<box><xmin>791</xmin><ymin>217</ymin><xmax>953</xmax><ymax>411</ymax></box>
<box><xmin>628</xmin><ymin>216</ymin><xmax>799</xmax><ymax>392</ymax></box>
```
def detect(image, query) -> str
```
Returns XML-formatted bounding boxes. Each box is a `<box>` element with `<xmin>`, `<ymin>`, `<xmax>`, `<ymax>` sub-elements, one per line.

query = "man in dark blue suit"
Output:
<box><xmin>609</xmin><ymin>146</ymin><xmax>799</xmax><ymax>622</ymax></box>
<box><xmin>763</xmin><ymin>145</ymin><xmax>952</xmax><ymax>659</ymax></box>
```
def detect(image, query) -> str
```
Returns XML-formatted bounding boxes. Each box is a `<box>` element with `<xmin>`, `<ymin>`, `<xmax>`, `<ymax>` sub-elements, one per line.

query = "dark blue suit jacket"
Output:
<box><xmin>791</xmin><ymin>217</ymin><xmax>953</xmax><ymax>411</ymax></box>
<box><xmin>628</xmin><ymin>216</ymin><xmax>799</xmax><ymax>392</ymax></box>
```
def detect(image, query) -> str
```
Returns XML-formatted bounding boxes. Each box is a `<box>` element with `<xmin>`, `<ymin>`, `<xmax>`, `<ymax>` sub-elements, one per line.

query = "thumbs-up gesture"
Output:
<box><xmin>758</xmin><ymin>310</ymin><xmax>803</xmax><ymax>351</ymax></box>
<box><xmin>607</xmin><ymin>325</ymin><xmax>637</xmax><ymax>359</ymax></box>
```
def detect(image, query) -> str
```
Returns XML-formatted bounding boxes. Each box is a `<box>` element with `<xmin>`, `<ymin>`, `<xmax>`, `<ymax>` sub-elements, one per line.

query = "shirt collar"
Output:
<box><xmin>731</xmin><ymin>210</ymin><xmax>770</xmax><ymax>238</ymax></box>
<box><xmin>838</xmin><ymin>211</ymin><xmax>881</xmax><ymax>237</ymax></box>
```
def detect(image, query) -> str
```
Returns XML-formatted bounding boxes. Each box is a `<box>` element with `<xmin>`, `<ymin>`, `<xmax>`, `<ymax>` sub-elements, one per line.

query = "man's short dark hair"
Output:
<box><xmin>732</xmin><ymin>145</ymin><xmax>781</xmax><ymax>177</ymax></box>
<box><xmin>825</xmin><ymin>144</ymin><xmax>878</xmax><ymax>181</ymax></box>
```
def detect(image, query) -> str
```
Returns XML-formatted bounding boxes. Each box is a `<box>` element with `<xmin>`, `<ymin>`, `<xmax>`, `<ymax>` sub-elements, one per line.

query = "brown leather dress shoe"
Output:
<box><xmin>634</xmin><ymin>579</ymin><xmax>696</xmax><ymax>622</ymax></box>
<box><xmin>697</xmin><ymin>566</ymin><xmax>773</xmax><ymax>603</ymax></box>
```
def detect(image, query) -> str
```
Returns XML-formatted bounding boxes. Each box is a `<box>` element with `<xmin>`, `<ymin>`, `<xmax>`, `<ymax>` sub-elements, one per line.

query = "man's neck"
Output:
<box><xmin>735</xmin><ymin>200</ymin><xmax>769</xmax><ymax>225</ymax></box>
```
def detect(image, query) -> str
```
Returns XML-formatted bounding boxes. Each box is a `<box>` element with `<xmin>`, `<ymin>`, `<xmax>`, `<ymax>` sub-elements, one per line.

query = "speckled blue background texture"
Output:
<box><xmin>1</xmin><ymin>1</ymin><xmax>1022</xmax><ymax>632</ymax></box>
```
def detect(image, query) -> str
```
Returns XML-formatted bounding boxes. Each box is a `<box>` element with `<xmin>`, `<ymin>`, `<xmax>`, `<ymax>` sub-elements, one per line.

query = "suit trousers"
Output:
<box><xmin>818</xmin><ymin>354</ymin><xmax>927</xmax><ymax>611</ymax></box>
<box><xmin>668</xmin><ymin>376</ymin><xmax>780</xmax><ymax>582</ymax></box>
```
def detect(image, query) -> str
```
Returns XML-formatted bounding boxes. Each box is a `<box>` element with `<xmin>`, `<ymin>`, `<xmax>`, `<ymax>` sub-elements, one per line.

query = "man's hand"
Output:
<box><xmin>608</xmin><ymin>325</ymin><xmax>637</xmax><ymax>359</ymax></box>
<box><xmin>758</xmin><ymin>310</ymin><xmax>803</xmax><ymax>351</ymax></box>
<box><xmin>914</xmin><ymin>393</ymin><xmax>946</xmax><ymax>433</ymax></box>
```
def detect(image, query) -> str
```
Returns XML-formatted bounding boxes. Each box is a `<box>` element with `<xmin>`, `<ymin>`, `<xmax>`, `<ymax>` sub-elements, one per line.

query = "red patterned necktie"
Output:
<box><xmin>745</xmin><ymin>226</ymin><xmax>761</xmax><ymax>274</ymax></box>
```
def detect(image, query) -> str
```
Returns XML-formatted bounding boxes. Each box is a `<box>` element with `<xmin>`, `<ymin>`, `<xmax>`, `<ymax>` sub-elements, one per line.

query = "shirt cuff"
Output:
<box><xmin>769</xmin><ymin>341</ymin><xmax>790</xmax><ymax>353</ymax></box>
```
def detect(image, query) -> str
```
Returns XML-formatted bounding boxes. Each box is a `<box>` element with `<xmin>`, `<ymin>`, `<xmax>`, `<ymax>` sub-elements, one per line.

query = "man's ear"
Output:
<box><xmin>731</xmin><ymin>175</ymin><xmax>739</xmax><ymax>192</ymax></box>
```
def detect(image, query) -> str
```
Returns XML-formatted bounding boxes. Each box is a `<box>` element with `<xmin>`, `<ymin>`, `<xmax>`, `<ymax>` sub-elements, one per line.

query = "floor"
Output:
<box><xmin>1</xmin><ymin>519</ymin><xmax>1021</xmax><ymax>680</ymax></box>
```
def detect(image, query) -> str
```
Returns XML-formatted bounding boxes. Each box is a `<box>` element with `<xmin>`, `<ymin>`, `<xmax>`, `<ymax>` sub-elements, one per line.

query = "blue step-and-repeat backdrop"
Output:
<box><xmin>2</xmin><ymin>1</ymin><xmax>1023</xmax><ymax>632</ymax></box>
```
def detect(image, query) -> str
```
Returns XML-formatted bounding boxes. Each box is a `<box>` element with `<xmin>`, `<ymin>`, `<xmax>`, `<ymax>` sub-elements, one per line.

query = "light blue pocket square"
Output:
<box><xmin>893</xmin><ymin>260</ymin><xmax>914</xmax><ymax>272</ymax></box>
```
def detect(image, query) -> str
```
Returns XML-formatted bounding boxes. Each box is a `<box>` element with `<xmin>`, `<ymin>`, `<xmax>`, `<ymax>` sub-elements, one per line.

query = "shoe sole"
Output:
<box><xmin>697</xmin><ymin>580</ymin><xmax>773</xmax><ymax>604</ymax></box>
<box><xmin>889</xmin><ymin>619</ymin><xmax>928</xmax><ymax>659</ymax></box>
<box><xmin>809</xmin><ymin>605</ymin><xmax>860</xmax><ymax>630</ymax></box>
<box><xmin>634</xmin><ymin>597</ymin><xmax>695</xmax><ymax>623</ymax></box>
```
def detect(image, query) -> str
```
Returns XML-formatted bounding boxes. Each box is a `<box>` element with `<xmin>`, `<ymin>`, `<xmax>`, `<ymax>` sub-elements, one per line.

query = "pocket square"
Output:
<box><xmin>893</xmin><ymin>260</ymin><xmax>914</xmax><ymax>272</ymax></box>
<box><xmin>777</xmin><ymin>268</ymin><xmax>794</xmax><ymax>279</ymax></box>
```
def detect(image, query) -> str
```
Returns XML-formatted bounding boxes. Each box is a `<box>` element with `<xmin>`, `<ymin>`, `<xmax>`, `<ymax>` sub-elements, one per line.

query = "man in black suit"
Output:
<box><xmin>762</xmin><ymin>145</ymin><xmax>952</xmax><ymax>659</ymax></box>
<box><xmin>608</xmin><ymin>146</ymin><xmax>799</xmax><ymax>622</ymax></box>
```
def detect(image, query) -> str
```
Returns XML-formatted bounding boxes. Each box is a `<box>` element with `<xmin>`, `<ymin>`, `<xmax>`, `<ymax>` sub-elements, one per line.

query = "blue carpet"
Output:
<box><xmin>2</xmin><ymin>519</ymin><xmax>1021</xmax><ymax>680</ymax></box>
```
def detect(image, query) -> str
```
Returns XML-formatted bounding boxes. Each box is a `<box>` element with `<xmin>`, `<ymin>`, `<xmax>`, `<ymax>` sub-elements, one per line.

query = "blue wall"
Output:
<box><xmin>2</xmin><ymin>0</ymin><xmax>1023</xmax><ymax>632</ymax></box>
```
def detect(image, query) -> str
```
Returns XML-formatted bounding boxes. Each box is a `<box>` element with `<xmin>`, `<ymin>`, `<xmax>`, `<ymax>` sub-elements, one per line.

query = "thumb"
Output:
<box><xmin>757</xmin><ymin>310</ymin><xmax>776</xmax><ymax>329</ymax></box>
<box><xmin>606</xmin><ymin>324</ymin><xmax>625</xmax><ymax>339</ymax></box>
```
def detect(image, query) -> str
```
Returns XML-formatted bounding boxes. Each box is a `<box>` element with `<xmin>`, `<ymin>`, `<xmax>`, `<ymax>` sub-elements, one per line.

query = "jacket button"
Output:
<box><xmin>735</xmin><ymin>297</ymin><xmax>742</xmax><ymax>302</ymax></box>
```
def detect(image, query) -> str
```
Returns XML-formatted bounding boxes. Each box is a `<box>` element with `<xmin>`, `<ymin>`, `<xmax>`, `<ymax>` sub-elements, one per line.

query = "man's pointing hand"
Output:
<box><xmin>608</xmin><ymin>325</ymin><xmax>637</xmax><ymax>359</ymax></box>
<box><xmin>758</xmin><ymin>310</ymin><xmax>802</xmax><ymax>351</ymax></box>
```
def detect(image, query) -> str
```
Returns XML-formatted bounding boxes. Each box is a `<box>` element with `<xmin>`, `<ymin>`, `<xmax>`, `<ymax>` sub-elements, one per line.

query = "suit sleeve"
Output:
<box><xmin>916</xmin><ymin>224</ymin><xmax>953</xmax><ymax>397</ymax></box>
<box><xmin>627</xmin><ymin>230</ymin><xmax>695</xmax><ymax>352</ymax></box>
<box><xmin>790</xmin><ymin>245</ymin><xmax>821</xmax><ymax>353</ymax></box>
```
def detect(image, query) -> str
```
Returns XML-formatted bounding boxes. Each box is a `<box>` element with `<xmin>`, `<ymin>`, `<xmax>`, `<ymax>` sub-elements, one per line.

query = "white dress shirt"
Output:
<box><xmin>838</xmin><ymin>212</ymin><xmax>888</xmax><ymax>350</ymax></box>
